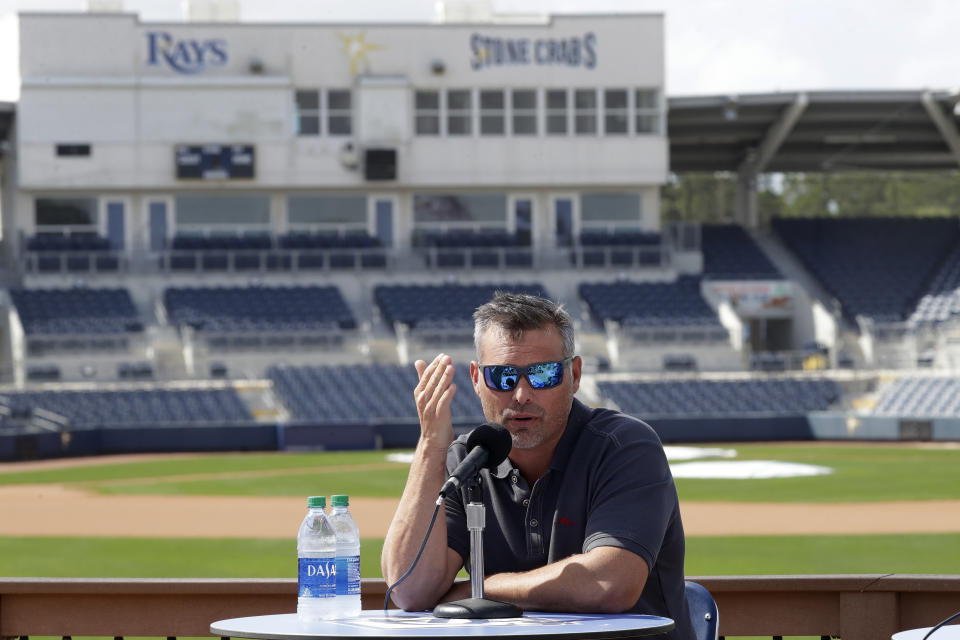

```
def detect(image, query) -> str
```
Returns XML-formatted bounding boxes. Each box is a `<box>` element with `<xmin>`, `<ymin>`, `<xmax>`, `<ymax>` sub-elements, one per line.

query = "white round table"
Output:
<box><xmin>211</xmin><ymin>610</ymin><xmax>675</xmax><ymax>640</ymax></box>
<box><xmin>893</xmin><ymin>626</ymin><xmax>960</xmax><ymax>640</ymax></box>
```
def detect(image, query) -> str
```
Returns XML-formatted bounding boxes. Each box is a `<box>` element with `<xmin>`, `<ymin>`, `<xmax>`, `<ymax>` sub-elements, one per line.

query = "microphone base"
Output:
<box><xmin>433</xmin><ymin>597</ymin><xmax>523</xmax><ymax>619</ymax></box>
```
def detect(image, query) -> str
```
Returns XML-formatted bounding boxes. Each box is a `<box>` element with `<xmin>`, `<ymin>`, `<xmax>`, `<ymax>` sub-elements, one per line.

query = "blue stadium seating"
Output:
<box><xmin>163</xmin><ymin>285</ymin><xmax>357</xmax><ymax>332</ymax></box>
<box><xmin>597</xmin><ymin>377</ymin><xmax>842</xmax><ymax>417</ymax></box>
<box><xmin>578</xmin><ymin>230</ymin><xmax>662</xmax><ymax>267</ymax></box>
<box><xmin>171</xmin><ymin>234</ymin><xmax>272</xmax><ymax>251</ymax></box>
<box><xmin>25</xmin><ymin>234</ymin><xmax>120</xmax><ymax>272</ymax></box>
<box><xmin>268</xmin><ymin>363</ymin><xmax>483</xmax><ymax>423</ymax></box>
<box><xmin>701</xmin><ymin>224</ymin><xmax>782</xmax><ymax>279</ymax></box>
<box><xmin>9</xmin><ymin>287</ymin><xmax>144</xmax><ymax>335</ymax></box>
<box><xmin>873</xmin><ymin>376</ymin><xmax>960</xmax><ymax>417</ymax></box>
<box><xmin>415</xmin><ymin>230</ymin><xmax>531</xmax><ymax>268</ymax></box>
<box><xmin>0</xmin><ymin>388</ymin><xmax>253</xmax><ymax>427</ymax></box>
<box><xmin>374</xmin><ymin>283</ymin><xmax>549</xmax><ymax>330</ymax></box>
<box><xmin>279</xmin><ymin>231</ymin><xmax>381</xmax><ymax>250</ymax></box>
<box><xmin>165</xmin><ymin>232</ymin><xmax>386</xmax><ymax>271</ymax></box>
<box><xmin>579</xmin><ymin>277</ymin><xmax>722</xmax><ymax>327</ymax></box>
<box><xmin>908</xmin><ymin>244</ymin><xmax>960</xmax><ymax>326</ymax></box>
<box><xmin>773</xmin><ymin>217</ymin><xmax>960</xmax><ymax>323</ymax></box>
<box><xmin>27</xmin><ymin>234</ymin><xmax>111</xmax><ymax>252</ymax></box>
<box><xmin>278</xmin><ymin>231</ymin><xmax>387</xmax><ymax>269</ymax></box>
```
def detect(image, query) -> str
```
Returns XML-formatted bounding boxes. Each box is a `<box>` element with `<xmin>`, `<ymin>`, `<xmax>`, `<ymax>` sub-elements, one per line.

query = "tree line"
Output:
<box><xmin>662</xmin><ymin>171</ymin><xmax>960</xmax><ymax>226</ymax></box>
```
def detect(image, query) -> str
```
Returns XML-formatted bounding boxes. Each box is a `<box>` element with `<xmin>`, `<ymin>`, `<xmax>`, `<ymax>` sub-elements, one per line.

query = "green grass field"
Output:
<box><xmin>1</xmin><ymin>443</ymin><xmax>958</xmax><ymax>578</ymax></box>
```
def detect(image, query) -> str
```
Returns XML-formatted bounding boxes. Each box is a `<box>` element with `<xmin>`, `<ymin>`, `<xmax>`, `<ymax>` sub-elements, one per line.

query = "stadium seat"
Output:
<box><xmin>580</xmin><ymin>277</ymin><xmax>723</xmax><ymax>331</ymax></box>
<box><xmin>163</xmin><ymin>285</ymin><xmax>357</xmax><ymax>333</ymax></box>
<box><xmin>685</xmin><ymin>581</ymin><xmax>719</xmax><ymax>640</ymax></box>
<box><xmin>268</xmin><ymin>363</ymin><xmax>483</xmax><ymax>424</ymax></box>
<box><xmin>9</xmin><ymin>287</ymin><xmax>145</xmax><ymax>336</ymax></box>
<box><xmin>773</xmin><ymin>217</ymin><xmax>960</xmax><ymax>323</ymax></box>
<box><xmin>374</xmin><ymin>283</ymin><xmax>549</xmax><ymax>331</ymax></box>
<box><xmin>701</xmin><ymin>224</ymin><xmax>782</xmax><ymax>280</ymax></box>
<box><xmin>598</xmin><ymin>378</ymin><xmax>842</xmax><ymax>417</ymax></box>
<box><xmin>0</xmin><ymin>388</ymin><xmax>253</xmax><ymax>427</ymax></box>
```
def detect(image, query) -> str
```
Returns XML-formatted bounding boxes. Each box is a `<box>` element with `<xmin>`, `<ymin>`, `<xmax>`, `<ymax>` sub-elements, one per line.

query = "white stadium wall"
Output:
<box><xmin>11</xmin><ymin>11</ymin><xmax>667</xmax><ymax>250</ymax></box>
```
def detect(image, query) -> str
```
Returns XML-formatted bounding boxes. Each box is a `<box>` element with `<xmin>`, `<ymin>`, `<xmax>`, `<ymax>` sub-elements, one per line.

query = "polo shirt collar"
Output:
<box><xmin>490</xmin><ymin>397</ymin><xmax>591</xmax><ymax>478</ymax></box>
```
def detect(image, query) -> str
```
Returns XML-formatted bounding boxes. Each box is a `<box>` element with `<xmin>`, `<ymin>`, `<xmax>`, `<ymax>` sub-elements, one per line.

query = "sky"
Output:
<box><xmin>1</xmin><ymin>0</ymin><xmax>959</xmax><ymax>97</ymax></box>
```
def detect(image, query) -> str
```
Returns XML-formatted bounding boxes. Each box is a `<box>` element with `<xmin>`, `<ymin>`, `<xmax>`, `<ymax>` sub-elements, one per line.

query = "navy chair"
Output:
<box><xmin>685</xmin><ymin>581</ymin><xmax>719</xmax><ymax>640</ymax></box>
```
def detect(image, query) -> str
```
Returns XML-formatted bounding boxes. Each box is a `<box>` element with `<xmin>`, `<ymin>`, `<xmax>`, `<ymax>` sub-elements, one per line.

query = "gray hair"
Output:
<box><xmin>473</xmin><ymin>291</ymin><xmax>575</xmax><ymax>361</ymax></box>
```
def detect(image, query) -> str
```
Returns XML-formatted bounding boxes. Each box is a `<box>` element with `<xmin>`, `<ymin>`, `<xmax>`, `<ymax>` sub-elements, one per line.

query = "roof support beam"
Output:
<box><xmin>921</xmin><ymin>91</ymin><xmax>960</xmax><ymax>169</ymax></box>
<box><xmin>735</xmin><ymin>93</ymin><xmax>808</xmax><ymax>227</ymax></box>
<box><xmin>740</xmin><ymin>92</ymin><xmax>809</xmax><ymax>176</ymax></box>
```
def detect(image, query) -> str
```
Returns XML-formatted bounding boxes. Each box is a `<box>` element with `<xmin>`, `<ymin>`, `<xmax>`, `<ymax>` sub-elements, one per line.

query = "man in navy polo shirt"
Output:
<box><xmin>382</xmin><ymin>292</ymin><xmax>693</xmax><ymax>640</ymax></box>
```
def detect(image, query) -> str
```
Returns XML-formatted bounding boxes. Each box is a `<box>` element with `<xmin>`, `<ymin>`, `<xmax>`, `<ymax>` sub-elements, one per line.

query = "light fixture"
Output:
<box><xmin>722</xmin><ymin>95</ymin><xmax>739</xmax><ymax>121</ymax></box>
<box><xmin>339</xmin><ymin>142</ymin><xmax>359</xmax><ymax>170</ymax></box>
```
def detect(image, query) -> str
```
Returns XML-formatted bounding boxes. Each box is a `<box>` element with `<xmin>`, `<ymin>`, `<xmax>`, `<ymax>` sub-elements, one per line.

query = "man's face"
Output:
<box><xmin>470</xmin><ymin>326</ymin><xmax>581</xmax><ymax>451</ymax></box>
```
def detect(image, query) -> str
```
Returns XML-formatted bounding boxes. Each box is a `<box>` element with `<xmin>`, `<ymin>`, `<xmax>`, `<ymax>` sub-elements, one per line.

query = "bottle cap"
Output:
<box><xmin>307</xmin><ymin>496</ymin><xmax>326</xmax><ymax>508</ymax></box>
<box><xmin>331</xmin><ymin>494</ymin><xmax>349</xmax><ymax>507</ymax></box>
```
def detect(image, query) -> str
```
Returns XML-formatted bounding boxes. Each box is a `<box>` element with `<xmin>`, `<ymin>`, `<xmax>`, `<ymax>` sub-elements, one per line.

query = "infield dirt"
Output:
<box><xmin>3</xmin><ymin>451</ymin><xmax>959</xmax><ymax>538</ymax></box>
<box><xmin>2</xmin><ymin>483</ymin><xmax>960</xmax><ymax>538</ymax></box>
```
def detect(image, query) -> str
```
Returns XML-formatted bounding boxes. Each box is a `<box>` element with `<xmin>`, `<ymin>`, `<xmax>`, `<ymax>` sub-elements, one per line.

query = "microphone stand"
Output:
<box><xmin>433</xmin><ymin>476</ymin><xmax>523</xmax><ymax>619</ymax></box>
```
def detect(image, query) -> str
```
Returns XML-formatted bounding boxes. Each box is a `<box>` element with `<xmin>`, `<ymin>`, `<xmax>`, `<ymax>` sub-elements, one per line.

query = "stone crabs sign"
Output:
<box><xmin>470</xmin><ymin>32</ymin><xmax>597</xmax><ymax>69</ymax></box>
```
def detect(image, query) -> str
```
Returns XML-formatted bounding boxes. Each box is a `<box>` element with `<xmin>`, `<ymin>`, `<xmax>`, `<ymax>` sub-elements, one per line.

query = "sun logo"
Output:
<box><xmin>337</xmin><ymin>32</ymin><xmax>382</xmax><ymax>77</ymax></box>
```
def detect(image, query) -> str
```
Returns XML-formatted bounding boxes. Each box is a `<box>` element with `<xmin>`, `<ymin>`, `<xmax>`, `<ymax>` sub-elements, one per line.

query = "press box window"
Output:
<box><xmin>546</xmin><ymin>90</ymin><xmax>568</xmax><ymax>135</ymax></box>
<box><xmin>604</xmin><ymin>89</ymin><xmax>628</xmax><ymax>135</ymax></box>
<box><xmin>415</xmin><ymin>90</ymin><xmax>441</xmax><ymax>135</ymax></box>
<box><xmin>575</xmin><ymin>89</ymin><xmax>598</xmax><ymax>135</ymax></box>
<box><xmin>447</xmin><ymin>90</ymin><xmax>472</xmax><ymax>136</ymax></box>
<box><xmin>174</xmin><ymin>195</ymin><xmax>270</xmax><ymax>231</ymax></box>
<box><xmin>413</xmin><ymin>193</ymin><xmax>507</xmax><ymax>227</ymax></box>
<box><xmin>56</xmin><ymin>143</ymin><xmax>91</xmax><ymax>157</ymax></box>
<box><xmin>635</xmin><ymin>89</ymin><xmax>660</xmax><ymax>134</ymax></box>
<box><xmin>480</xmin><ymin>90</ymin><xmax>505</xmax><ymax>136</ymax></box>
<box><xmin>512</xmin><ymin>90</ymin><xmax>537</xmax><ymax>135</ymax></box>
<box><xmin>295</xmin><ymin>90</ymin><xmax>320</xmax><ymax>136</ymax></box>
<box><xmin>328</xmin><ymin>90</ymin><xmax>352</xmax><ymax>136</ymax></box>
<box><xmin>35</xmin><ymin>197</ymin><xmax>98</xmax><ymax>228</ymax></box>
<box><xmin>581</xmin><ymin>192</ymin><xmax>643</xmax><ymax>230</ymax></box>
<box><xmin>288</xmin><ymin>195</ymin><xmax>367</xmax><ymax>231</ymax></box>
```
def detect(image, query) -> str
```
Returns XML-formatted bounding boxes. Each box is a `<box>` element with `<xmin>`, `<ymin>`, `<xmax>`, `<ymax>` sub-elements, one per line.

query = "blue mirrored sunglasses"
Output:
<box><xmin>481</xmin><ymin>357</ymin><xmax>573</xmax><ymax>392</ymax></box>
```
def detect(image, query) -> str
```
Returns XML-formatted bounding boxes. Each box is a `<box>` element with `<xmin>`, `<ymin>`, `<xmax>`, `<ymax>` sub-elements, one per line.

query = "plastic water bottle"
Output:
<box><xmin>297</xmin><ymin>496</ymin><xmax>336</xmax><ymax>622</ymax></box>
<box><xmin>328</xmin><ymin>494</ymin><xmax>362</xmax><ymax>618</ymax></box>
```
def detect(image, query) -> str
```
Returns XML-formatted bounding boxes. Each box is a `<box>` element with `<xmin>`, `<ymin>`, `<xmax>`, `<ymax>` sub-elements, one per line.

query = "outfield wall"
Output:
<box><xmin>0</xmin><ymin>416</ymin><xmax>812</xmax><ymax>461</ymax></box>
<box><xmin>6</xmin><ymin>413</ymin><xmax>960</xmax><ymax>461</ymax></box>
<box><xmin>809</xmin><ymin>412</ymin><xmax>960</xmax><ymax>440</ymax></box>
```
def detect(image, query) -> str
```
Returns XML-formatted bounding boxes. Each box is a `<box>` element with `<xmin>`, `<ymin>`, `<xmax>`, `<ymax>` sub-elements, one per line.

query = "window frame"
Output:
<box><xmin>511</xmin><ymin>89</ymin><xmax>538</xmax><ymax>136</ymax></box>
<box><xmin>479</xmin><ymin>89</ymin><xmax>506</xmax><ymax>136</ymax></box>
<box><xmin>446</xmin><ymin>89</ymin><xmax>473</xmax><ymax>136</ymax></box>
<box><xmin>414</xmin><ymin>90</ymin><xmax>441</xmax><ymax>136</ymax></box>
<box><xmin>603</xmin><ymin>88</ymin><xmax>629</xmax><ymax>136</ymax></box>
<box><xmin>574</xmin><ymin>88</ymin><xmax>598</xmax><ymax>136</ymax></box>
<box><xmin>545</xmin><ymin>89</ymin><xmax>569</xmax><ymax>136</ymax></box>
<box><xmin>327</xmin><ymin>89</ymin><xmax>353</xmax><ymax>137</ymax></box>
<box><xmin>635</xmin><ymin>88</ymin><xmax>661</xmax><ymax>135</ymax></box>
<box><xmin>294</xmin><ymin>89</ymin><xmax>321</xmax><ymax>137</ymax></box>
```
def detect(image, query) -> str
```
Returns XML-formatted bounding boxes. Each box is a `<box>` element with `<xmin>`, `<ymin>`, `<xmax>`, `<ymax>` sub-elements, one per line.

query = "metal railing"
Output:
<box><xmin>1</xmin><ymin>575</ymin><xmax>958</xmax><ymax>640</ymax></box>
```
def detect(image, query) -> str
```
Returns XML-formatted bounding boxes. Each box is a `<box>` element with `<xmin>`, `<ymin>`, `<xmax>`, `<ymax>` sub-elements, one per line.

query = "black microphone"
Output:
<box><xmin>439</xmin><ymin>422</ymin><xmax>512</xmax><ymax>498</ymax></box>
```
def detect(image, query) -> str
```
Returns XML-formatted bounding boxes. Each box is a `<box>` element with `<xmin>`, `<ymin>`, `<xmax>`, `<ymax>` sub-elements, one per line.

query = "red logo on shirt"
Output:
<box><xmin>558</xmin><ymin>517</ymin><xmax>575</xmax><ymax>526</ymax></box>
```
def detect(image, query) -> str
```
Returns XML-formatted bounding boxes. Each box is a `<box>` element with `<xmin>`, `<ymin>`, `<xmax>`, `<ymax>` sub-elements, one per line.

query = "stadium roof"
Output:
<box><xmin>0</xmin><ymin>102</ymin><xmax>13</xmax><ymax>157</ymax></box>
<box><xmin>668</xmin><ymin>90</ymin><xmax>960</xmax><ymax>173</ymax></box>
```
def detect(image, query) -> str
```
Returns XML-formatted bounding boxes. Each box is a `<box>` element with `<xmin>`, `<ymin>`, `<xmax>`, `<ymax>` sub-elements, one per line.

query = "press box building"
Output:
<box><xmin>2</xmin><ymin>9</ymin><xmax>667</xmax><ymax>268</ymax></box>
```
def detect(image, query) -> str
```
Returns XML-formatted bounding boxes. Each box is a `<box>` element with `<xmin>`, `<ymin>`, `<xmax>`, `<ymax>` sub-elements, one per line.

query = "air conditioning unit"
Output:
<box><xmin>364</xmin><ymin>148</ymin><xmax>397</xmax><ymax>181</ymax></box>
